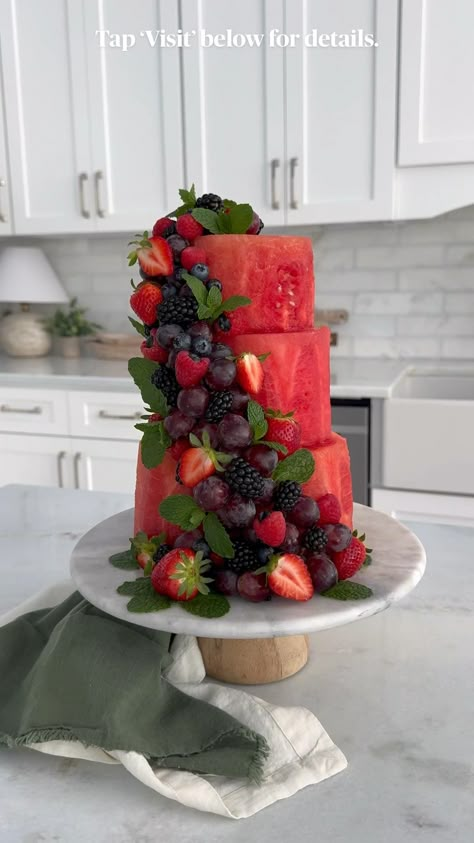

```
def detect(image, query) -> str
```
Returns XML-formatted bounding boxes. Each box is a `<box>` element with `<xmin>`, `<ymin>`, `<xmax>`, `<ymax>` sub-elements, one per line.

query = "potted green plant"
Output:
<box><xmin>44</xmin><ymin>298</ymin><xmax>102</xmax><ymax>358</ymax></box>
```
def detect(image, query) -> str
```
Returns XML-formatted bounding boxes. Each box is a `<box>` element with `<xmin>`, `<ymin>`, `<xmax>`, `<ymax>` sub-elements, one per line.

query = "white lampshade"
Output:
<box><xmin>0</xmin><ymin>247</ymin><xmax>68</xmax><ymax>304</ymax></box>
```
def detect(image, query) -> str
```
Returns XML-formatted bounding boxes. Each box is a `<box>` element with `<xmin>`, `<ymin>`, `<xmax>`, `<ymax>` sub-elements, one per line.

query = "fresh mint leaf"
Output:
<box><xmin>128</xmin><ymin>358</ymin><xmax>169</xmax><ymax>416</ymax></box>
<box><xmin>207</xmin><ymin>285</ymin><xmax>222</xmax><ymax>309</ymax></box>
<box><xmin>179</xmin><ymin>184</ymin><xmax>196</xmax><ymax>206</ymax></box>
<box><xmin>259</xmin><ymin>440</ymin><xmax>288</xmax><ymax>455</ymax></box>
<box><xmin>128</xmin><ymin>317</ymin><xmax>146</xmax><ymax>337</ymax></box>
<box><xmin>180</xmin><ymin>593</ymin><xmax>230</xmax><ymax>618</ymax></box>
<box><xmin>223</xmin><ymin>199</ymin><xmax>237</xmax><ymax>209</ymax></box>
<box><xmin>184</xmin><ymin>273</ymin><xmax>208</xmax><ymax>305</ymax></box>
<box><xmin>228</xmin><ymin>203</ymin><xmax>253</xmax><ymax>233</ymax></box>
<box><xmin>247</xmin><ymin>400</ymin><xmax>268</xmax><ymax>442</ymax></box>
<box><xmin>197</xmin><ymin>303</ymin><xmax>212</xmax><ymax>319</ymax></box>
<box><xmin>109</xmin><ymin>550</ymin><xmax>139</xmax><ymax>570</ymax></box>
<box><xmin>203</xmin><ymin>512</ymin><xmax>234</xmax><ymax>558</ymax></box>
<box><xmin>117</xmin><ymin>578</ymin><xmax>152</xmax><ymax>597</ymax></box>
<box><xmin>168</xmin><ymin>203</ymin><xmax>191</xmax><ymax>218</ymax></box>
<box><xmin>159</xmin><ymin>495</ymin><xmax>205</xmax><ymax>531</ymax></box>
<box><xmin>127</xmin><ymin>593</ymin><xmax>171</xmax><ymax>612</ymax></box>
<box><xmin>322</xmin><ymin>581</ymin><xmax>373</xmax><ymax>601</ymax></box>
<box><xmin>272</xmin><ymin>448</ymin><xmax>315</xmax><ymax>484</ymax></box>
<box><xmin>140</xmin><ymin>422</ymin><xmax>170</xmax><ymax>469</ymax></box>
<box><xmin>215</xmin><ymin>295</ymin><xmax>251</xmax><ymax>317</ymax></box>
<box><xmin>191</xmin><ymin>208</ymin><xmax>222</xmax><ymax>233</ymax></box>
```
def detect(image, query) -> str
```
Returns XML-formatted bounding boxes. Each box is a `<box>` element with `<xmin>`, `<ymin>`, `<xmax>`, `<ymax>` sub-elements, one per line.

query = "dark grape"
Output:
<box><xmin>191</xmin><ymin>421</ymin><xmax>219</xmax><ymax>448</ymax></box>
<box><xmin>237</xmin><ymin>572</ymin><xmax>271</xmax><ymax>602</ymax></box>
<box><xmin>167</xmin><ymin>234</ymin><xmax>188</xmax><ymax>261</ymax></box>
<box><xmin>229</xmin><ymin>387</ymin><xmax>250</xmax><ymax>413</ymax></box>
<box><xmin>177</xmin><ymin>386</ymin><xmax>209</xmax><ymax>418</ymax></box>
<box><xmin>322</xmin><ymin>522</ymin><xmax>352</xmax><ymax>552</ymax></box>
<box><xmin>157</xmin><ymin>323</ymin><xmax>182</xmax><ymax>349</ymax></box>
<box><xmin>167</xmin><ymin>349</ymin><xmax>178</xmax><ymax>369</ymax></box>
<box><xmin>244</xmin><ymin>444</ymin><xmax>278</xmax><ymax>477</ymax></box>
<box><xmin>210</xmin><ymin>343</ymin><xmax>233</xmax><ymax>360</ymax></box>
<box><xmin>217</xmin><ymin>494</ymin><xmax>256</xmax><ymax>528</ymax></box>
<box><xmin>290</xmin><ymin>496</ymin><xmax>320</xmax><ymax>529</ymax></box>
<box><xmin>193</xmin><ymin>476</ymin><xmax>230</xmax><ymax>511</ymax></box>
<box><xmin>193</xmin><ymin>539</ymin><xmax>210</xmax><ymax>556</ymax></box>
<box><xmin>206</xmin><ymin>358</ymin><xmax>237</xmax><ymax>390</ymax></box>
<box><xmin>161</xmin><ymin>283</ymin><xmax>178</xmax><ymax>299</ymax></box>
<box><xmin>174</xmin><ymin>530</ymin><xmax>202</xmax><ymax>548</ymax></box>
<box><xmin>214</xmin><ymin>569</ymin><xmax>239</xmax><ymax>596</ymax></box>
<box><xmin>255</xmin><ymin>477</ymin><xmax>275</xmax><ymax>504</ymax></box>
<box><xmin>305</xmin><ymin>553</ymin><xmax>338</xmax><ymax>593</ymax></box>
<box><xmin>164</xmin><ymin>409</ymin><xmax>195</xmax><ymax>439</ymax></box>
<box><xmin>189</xmin><ymin>321</ymin><xmax>212</xmax><ymax>341</ymax></box>
<box><xmin>279</xmin><ymin>522</ymin><xmax>300</xmax><ymax>553</ymax></box>
<box><xmin>218</xmin><ymin>413</ymin><xmax>252</xmax><ymax>449</ymax></box>
<box><xmin>179</xmin><ymin>285</ymin><xmax>194</xmax><ymax>298</ymax></box>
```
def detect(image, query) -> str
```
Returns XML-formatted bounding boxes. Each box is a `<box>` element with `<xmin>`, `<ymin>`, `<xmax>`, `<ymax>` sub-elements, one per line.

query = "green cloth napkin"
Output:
<box><xmin>0</xmin><ymin>592</ymin><xmax>268</xmax><ymax>781</ymax></box>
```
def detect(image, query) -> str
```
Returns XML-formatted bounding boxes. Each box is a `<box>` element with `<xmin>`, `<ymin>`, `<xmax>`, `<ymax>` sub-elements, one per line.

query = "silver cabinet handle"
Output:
<box><xmin>73</xmin><ymin>452</ymin><xmax>82</xmax><ymax>489</ymax></box>
<box><xmin>290</xmin><ymin>158</ymin><xmax>298</xmax><ymax>211</ymax></box>
<box><xmin>57</xmin><ymin>451</ymin><xmax>66</xmax><ymax>488</ymax></box>
<box><xmin>289</xmin><ymin>157</ymin><xmax>299</xmax><ymax>210</ymax></box>
<box><xmin>0</xmin><ymin>404</ymin><xmax>42</xmax><ymax>414</ymax></box>
<box><xmin>0</xmin><ymin>178</ymin><xmax>7</xmax><ymax>223</ymax></box>
<box><xmin>79</xmin><ymin>172</ymin><xmax>90</xmax><ymax>218</ymax></box>
<box><xmin>94</xmin><ymin>170</ymin><xmax>106</xmax><ymax>217</ymax></box>
<box><xmin>98</xmin><ymin>409</ymin><xmax>142</xmax><ymax>421</ymax></box>
<box><xmin>270</xmin><ymin>159</ymin><xmax>280</xmax><ymax>210</ymax></box>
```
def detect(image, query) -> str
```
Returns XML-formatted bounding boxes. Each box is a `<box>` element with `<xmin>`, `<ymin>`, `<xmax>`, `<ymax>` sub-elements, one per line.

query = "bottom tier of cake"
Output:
<box><xmin>134</xmin><ymin>432</ymin><xmax>353</xmax><ymax>542</ymax></box>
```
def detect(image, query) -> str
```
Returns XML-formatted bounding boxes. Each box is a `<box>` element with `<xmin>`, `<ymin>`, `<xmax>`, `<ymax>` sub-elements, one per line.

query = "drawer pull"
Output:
<box><xmin>98</xmin><ymin>409</ymin><xmax>142</xmax><ymax>421</ymax></box>
<box><xmin>0</xmin><ymin>177</ymin><xmax>7</xmax><ymax>223</ymax></box>
<box><xmin>73</xmin><ymin>452</ymin><xmax>82</xmax><ymax>489</ymax></box>
<box><xmin>57</xmin><ymin>451</ymin><xmax>66</xmax><ymax>488</ymax></box>
<box><xmin>0</xmin><ymin>404</ymin><xmax>42</xmax><ymax>415</ymax></box>
<box><xmin>78</xmin><ymin>172</ymin><xmax>90</xmax><ymax>219</ymax></box>
<box><xmin>270</xmin><ymin>158</ymin><xmax>280</xmax><ymax>210</ymax></box>
<box><xmin>94</xmin><ymin>170</ymin><xmax>107</xmax><ymax>218</ymax></box>
<box><xmin>289</xmin><ymin>157</ymin><xmax>299</xmax><ymax>210</ymax></box>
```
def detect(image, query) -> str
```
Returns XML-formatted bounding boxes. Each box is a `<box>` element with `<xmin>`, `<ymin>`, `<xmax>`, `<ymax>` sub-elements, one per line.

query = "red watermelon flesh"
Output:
<box><xmin>134</xmin><ymin>449</ymin><xmax>191</xmax><ymax>542</ymax></box>
<box><xmin>301</xmin><ymin>433</ymin><xmax>353</xmax><ymax>528</ymax></box>
<box><xmin>231</xmin><ymin>327</ymin><xmax>331</xmax><ymax>447</ymax></box>
<box><xmin>195</xmin><ymin>234</ymin><xmax>314</xmax><ymax>336</ymax></box>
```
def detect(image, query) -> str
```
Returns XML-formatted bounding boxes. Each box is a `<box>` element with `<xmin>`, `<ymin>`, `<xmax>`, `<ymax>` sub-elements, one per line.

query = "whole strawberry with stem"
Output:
<box><xmin>151</xmin><ymin>548</ymin><xmax>213</xmax><ymax>601</ymax></box>
<box><xmin>130</xmin><ymin>282</ymin><xmax>163</xmax><ymax>326</ymax></box>
<box><xmin>332</xmin><ymin>533</ymin><xmax>371</xmax><ymax>580</ymax></box>
<box><xmin>265</xmin><ymin>410</ymin><xmax>301</xmax><ymax>457</ymax></box>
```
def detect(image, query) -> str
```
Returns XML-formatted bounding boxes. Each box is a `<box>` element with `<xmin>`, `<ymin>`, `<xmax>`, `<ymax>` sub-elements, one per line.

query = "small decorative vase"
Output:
<box><xmin>58</xmin><ymin>336</ymin><xmax>81</xmax><ymax>358</ymax></box>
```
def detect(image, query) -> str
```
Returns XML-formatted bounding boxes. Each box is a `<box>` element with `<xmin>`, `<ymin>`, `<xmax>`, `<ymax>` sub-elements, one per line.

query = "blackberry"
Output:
<box><xmin>151</xmin><ymin>365</ymin><xmax>180</xmax><ymax>406</ymax></box>
<box><xmin>303</xmin><ymin>526</ymin><xmax>329</xmax><ymax>553</ymax></box>
<box><xmin>273</xmin><ymin>480</ymin><xmax>301</xmax><ymax>512</ymax></box>
<box><xmin>205</xmin><ymin>390</ymin><xmax>233</xmax><ymax>423</ymax></box>
<box><xmin>225</xmin><ymin>541</ymin><xmax>259</xmax><ymax>575</ymax></box>
<box><xmin>196</xmin><ymin>193</ymin><xmax>224</xmax><ymax>213</ymax></box>
<box><xmin>157</xmin><ymin>296</ymin><xmax>198</xmax><ymax>329</ymax></box>
<box><xmin>153</xmin><ymin>544</ymin><xmax>172</xmax><ymax>563</ymax></box>
<box><xmin>225</xmin><ymin>457</ymin><xmax>265</xmax><ymax>499</ymax></box>
<box><xmin>217</xmin><ymin>314</ymin><xmax>231</xmax><ymax>332</ymax></box>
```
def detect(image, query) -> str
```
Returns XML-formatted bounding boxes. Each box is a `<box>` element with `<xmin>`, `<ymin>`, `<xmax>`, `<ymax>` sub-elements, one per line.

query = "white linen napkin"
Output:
<box><xmin>1</xmin><ymin>580</ymin><xmax>347</xmax><ymax>819</ymax></box>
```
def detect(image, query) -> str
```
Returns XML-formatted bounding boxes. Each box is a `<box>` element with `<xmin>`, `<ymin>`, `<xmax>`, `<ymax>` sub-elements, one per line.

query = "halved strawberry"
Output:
<box><xmin>128</xmin><ymin>233</ymin><xmax>173</xmax><ymax>277</ymax></box>
<box><xmin>253</xmin><ymin>511</ymin><xmax>286</xmax><ymax>547</ymax></box>
<box><xmin>130</xmin><ymin>282</ymin><xmax>163</xmax><ymax>325</ymax></box>
<box><xmin>151</xmin><ymin>548</ymin><xmax>213</xmax><ymax>601</ymax></box>
<box><xmin>236</xmin><ymin>352</ymin><xmax>264</xmax><ymax>395</ymax></box>
<box><xmin>266</xmin><ymin>411</ymin><xmax>301</xmax><ymax>458</ymax></box>
<box><xmin>265</xmin><ymin>553</ymin><xmax>314</xmax><ymax>601</ymax></box>
<box><xmin>178</xmin><ymin>430</ymin><xmax>232</xmax><ymax>487</ymax></box>
<box><xmin>175</xmin><ymin>350</ymin><xmax>210</xmax><ymax>388</ymax></box>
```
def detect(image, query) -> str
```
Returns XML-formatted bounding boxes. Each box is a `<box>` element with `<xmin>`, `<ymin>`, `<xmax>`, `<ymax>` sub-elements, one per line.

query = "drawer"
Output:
<box><xmin>68</xmin><ymin>391</ymin><xmax>143</xmax><ymax>440</ymax></box>
<box><xmin>0</xmin><ymin>387</ymin><xmax>69</xmax><ymax>435</ymax></box>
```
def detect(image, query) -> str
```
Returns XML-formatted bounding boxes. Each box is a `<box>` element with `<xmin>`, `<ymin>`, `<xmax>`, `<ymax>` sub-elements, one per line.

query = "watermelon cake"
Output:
<box><xmin>110</xmin><ymin>187</ymin><xmax>372</xmax><ymax>616</ymax></box>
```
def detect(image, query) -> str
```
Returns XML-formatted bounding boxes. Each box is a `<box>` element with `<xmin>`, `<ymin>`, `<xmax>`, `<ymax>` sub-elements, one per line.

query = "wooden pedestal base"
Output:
<box><xmin>197</xmin><ymin>635</ymin><xmax>309</xmax><ymax>685</ymax></box>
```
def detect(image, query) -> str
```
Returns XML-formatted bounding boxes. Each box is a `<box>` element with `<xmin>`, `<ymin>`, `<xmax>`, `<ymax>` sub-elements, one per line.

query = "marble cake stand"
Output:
<box><xmin>70</xmin><ymin>504</ymin><xmax>426</xmax><ymax>684</ymax></box>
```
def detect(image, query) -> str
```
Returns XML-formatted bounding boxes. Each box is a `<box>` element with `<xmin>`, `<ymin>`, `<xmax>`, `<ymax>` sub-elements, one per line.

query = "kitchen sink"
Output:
<box><xmin>392</xmin><ymin>370</ymin><xmax>474</xmax><ymax>400</ymax></box>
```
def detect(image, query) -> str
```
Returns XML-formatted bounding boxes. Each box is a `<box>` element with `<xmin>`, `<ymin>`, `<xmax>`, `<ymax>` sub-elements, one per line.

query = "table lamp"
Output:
<box><xmin>0</xmin><ymin>246</ymin><xmax>69</xmax><ymax>357</ymax></box>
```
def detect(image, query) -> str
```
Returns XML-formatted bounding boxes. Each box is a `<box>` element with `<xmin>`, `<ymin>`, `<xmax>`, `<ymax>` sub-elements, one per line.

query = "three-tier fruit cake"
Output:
<box><xmin>110</xmin><ymin>187</ymin><xmax>373</xmax><ymax>617</ymax></box>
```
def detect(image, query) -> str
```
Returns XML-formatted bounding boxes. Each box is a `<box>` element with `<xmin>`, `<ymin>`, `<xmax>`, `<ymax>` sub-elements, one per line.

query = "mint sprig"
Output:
<box><xmin>128</xmin><ymin>317</ymin><xmax>146</xmax><ymax>337</ymax></box>
<box><xmin>159</xmin><ymin>495</ymin><xmax>206</xmax><ymax>531</ymax></box>
<box><xmin>184</xmin><ymin>273</ymin><xmax>250</xmax><ymax>322</ymax></box>
<box><xmin>259</xmin><ymin>440</ymin><xmax>288</xmax><ymax>455</ymax></box>
<box><xmin>109</xmin><ymin>549</ymin><xmax>140</xmax><ymax>570</ymax></box>
<box><xmin>128</xmin><ymin>358</ymin><xmax>169</xmax><ymax>417</ymax></box>
<box><xmin>135</xmin><ymin>421</ymin><xmax>171</xmax><ymax>469</ymax></box>
<box><xmin>272</xmin><ymin>449</ymin><xmax>315</xmax><ymax>484</ymax></box>
<box><xmin>117</xmin><ymin>576</ymin><xmax>171</xmax><ymax>612</ymax></box>
<box><xmin>180</xmin><ymin>593</ymin><xmax>230</xmax><ymax>618</ymax></box>
<box><xmin>203</xmin><ymin>512</ymin><xmax>234</xmax><ymax>558</ymax></box>
<box><xmin>168</xmin><ymin>184</ymin><xmax>197</xmax><ymax>218</ymax></box>
<box><xmin>247</xmin><ymin>400</ymin><xmax>268</xmax><ymax>442</ymax></box>
<box><xmin>191</xmin><ymin>203</ymin><xmax>253</xmax><ymax>234</ymax></box>
<box><xmin>322</xmin><ymin>581</ymin><xmax>373</xmax><ymax>601</ymax></box>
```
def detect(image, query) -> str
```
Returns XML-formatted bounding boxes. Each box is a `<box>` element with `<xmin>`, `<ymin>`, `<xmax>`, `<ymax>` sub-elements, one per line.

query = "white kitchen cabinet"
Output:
<box><xmin>83</xmin><ymin>0</ymin><xmax>184</xmax><ymax>230</ymax></box>
<box><xmin>72</xmin><ymin>438</ymin><xmax>137</xmax><ymax>494</ymax></box>
<box><xmin>285</xmin><ymin>0</ymin><xmax>398</xmax><ymax>224</ymax></box>
<box><xmin>372</xmin><ymin>488</ymin><xmax>474</xmax><ymax>529</ymax></box>
<box><xmin>0</xmin><ymin>64</ymin><xmax>12</xmax><ymax>235</ymax></box>
<box><xmin>180</xmin><ymin>0</ymin><xmax>286</xmax><ymax>224</ymax></box>
<box><xmin>0</xmin><ymin>434</ymin><xmax>72</xmax><ymax>489</ymax></box>
<box><xmin>67</xmin><ymin>391</ymin><xmax>142</xmax><ymax>441</ymax></box>
<box><xmin>0</xmin><ymin>388</ymin><xmax>69</xmax><ymax>436</ymax></box>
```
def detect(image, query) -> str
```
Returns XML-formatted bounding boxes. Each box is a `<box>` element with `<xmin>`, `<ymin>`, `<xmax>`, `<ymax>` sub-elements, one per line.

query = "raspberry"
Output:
<box><xmin>176</xmin><ymin>214</ymin><xmax>204</xmax><ymax>242</ymax></box>
<box><xmin>253</xmin><ymin>511</ymin><xmax>286</xmax><ymax>547</ymax></box>
<box><xmin>303</xmin><ymin>526</ymin><xmax>329</xmax><ymax>553</ymax></box>
<box><xmin>225</xmin><ymin>541</ymin><xmax>259</xmax><ymax>575</ymax></box>
<box><xmin>225</xmin><ymin>457</ymin><xmax>265</xmax><ymax>499</ymax></box>
<box><xmin>273</xmin><ymin>481</ymin><xmax>301</xmax><ymax>512</ymax></box>
<box><xmin>181</xmin><ymin>246</ymin><xmax>207</xmax><ymax>271</ymax></box>
<box><xmin>140</xmin><ymin>339</ymin><xmax>168</xmax><ymax>363</ymax></box>
<box><xmin>152</xmin><ymin>217</ymin><xmax>175</xmax><ymax>238</ymax></box>
<box><xmin>317</xmin><ymin>494</ymin><xmax>342</xmax><ymax>524</ymax></box>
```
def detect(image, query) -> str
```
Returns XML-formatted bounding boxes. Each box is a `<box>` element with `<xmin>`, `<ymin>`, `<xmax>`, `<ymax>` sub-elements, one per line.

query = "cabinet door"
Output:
<box><xmin>83</xmin><ymin>0</ymin><xmax>184</xmax><ymax>231</ymax></box>
<box><xmin>73</xmin><ymin>439</ymin><xmax>137</xmax><ymax>494</ymax></box>
<box><xmin>285</xmin><ymin>0</ymin><xmax>397</xmax><ymax>223</ymax></box>
<box><xmin>0</xmin><ymin>67</ymin><xmax>12</xmax><ymax>235</ymax></box>
<box><xmin>399</xmin><ymin>0</ymin><xmax>474</xmax><ymax>166</ymax></box>
<box><xmin>0</xmin><ymin>0</ymin><xmax>93</xmax><ymax>234</ymax></box>
<box><xmin>180</xmin><ymin>0</ymin><xmax>285</xmax><ymax>224</ymax></box>
<box><xmin>372</xmin><ymin>488</ymin><xmax>474</xmax><ymax>528</ymax></box>
<box><xmin>0</xmin><ymin>434</ymin><xmax>72</xmax><ymax>489</ymax></box>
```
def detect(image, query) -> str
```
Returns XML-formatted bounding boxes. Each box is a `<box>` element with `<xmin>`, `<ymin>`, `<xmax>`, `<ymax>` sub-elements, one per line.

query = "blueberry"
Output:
<box><xmin>190</xmin><ymin>263</ymin><xmax>209</xmax><ymax>282</ymax></box>
<box><xmin>257</xmin><ymin>544</ymin><xmax>273</xmax><ymax>565</ymax></box>
<box><xmin>161</xmin><ymin>283</ymin><xmax>177</xmax><ymax>299</ymax></box>
<box><xmin>206</xmin><ymin>278</ymin><xmax>222</xmax><ymax>292</ymax></box>
<box><xmin>173</xmin><ymin>333</ymin><xmax>192</xmax><ymax>351</ymax></box>
<box><xmin>217</xmin><ymin>314</ymin><xmax>231</xmax><ymax>332</ymax></box>
<box><xmin>193</xmin><ymin>539</ymin><xmax>211</xmax><ymax>557</ymax></box>
<box><xmin>174</xmin><ymin>267</ymin><xmax>185</xmax><ymax>282</ymax></box>
<box><xmin>192</xmin><ymin>337</ymin><xmax>212</xmax><ymax>357</ymax></box>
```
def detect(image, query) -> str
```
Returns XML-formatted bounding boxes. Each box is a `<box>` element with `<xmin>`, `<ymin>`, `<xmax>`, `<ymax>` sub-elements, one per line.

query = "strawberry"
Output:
<box><xmin>253</xmin><ymin>511</ymin><xmax>286</xmax><ymax>547</ymax></box>
<box><xmin>131</xmin><ymin>531</ymin><xmax>163</xmax><ymax>571</ymax></box>
<box><xmin>152</xmin><ymin>217</ymin><xmax>175</xmax><ymax>238</ymax></box>
<box><xmin>176</xmin><ymin>214</ymin><xmax>204</xmax><ymax>242</ymax></box>
<box><xmin>178</xmin><ymin>429</ymin><xmax>232</xmax><ymax>487</ymax></box>
<box><xmin>140</xmin><ymin>338</ymin><xmax>168</xmax><ymax>362</ymax></box>
<box><xmin>266</xmin><ymin>411</ymin><xmax>301</xmax><ymax>457</ymax></box>
<box><xmin>181</xmin><ymin>246</ymin><xmax>207</xmax><ymax>271</ymax></box>
<box><xmin>151</xmin><ymin>548</ymin><xmax>212</xmax><ymax>601</ymax></box>
<box><xmin>175</xmin><ymin>350</ymin><xmax>210</xmax><ymax>388</ymax></box>
<box><xmin>128</xmin><ymin>233</ymin><xmax>173</xmax><ymax>277</ymax></box>
<box><xmin>316</xmin><ymin>494</ymin><xmax>342</xmax><ymax>525</ymax></box>
<box><xmin>130</xmin><ymin>282</ymin><xmax>163</xmax><ymax>325</ymax></box>
<box><xmin>265</xmin><ymin>553</ymin><xmax>314</xmax><ymax>601</ymax></box>
<box><xmin>170</xmin><ymin>437</ymin><xmax>189</xmax><ymax>461</ymax></box>
<box><xmin>236</xmin><ymin>352</ymin><xmax>264</xmax><ymax>395</ymax></box>
<box><xmin>332</xmin><ymin>536</ymin><xmax>366</xmax><ymax>580</ymax></box>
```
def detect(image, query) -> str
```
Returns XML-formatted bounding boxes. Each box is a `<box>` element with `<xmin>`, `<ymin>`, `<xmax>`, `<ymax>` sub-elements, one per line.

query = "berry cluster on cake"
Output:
<box><xmin>109</xmin><ymin>187</ymin><xmax>373</xmax><ymax>617</ymax></box>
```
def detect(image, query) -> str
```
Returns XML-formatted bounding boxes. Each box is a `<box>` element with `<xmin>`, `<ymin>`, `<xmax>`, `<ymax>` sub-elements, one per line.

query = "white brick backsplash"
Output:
<box><xmin>356</xmin><ymin>245</ymin><xmax>444</xmax><ymax>269</ymax></box>
<box><xmin>445</xmin><ymin>293</ymin><xmax>474</xmax><ymax>314</ymax></box>
<box><xmin>354</xmin><ymin>293</ymin><xmax>443</xmax><ymax>315</ymax></box>
<box><xmin>440</xmin><ymin>338</ymin><xmax>474</xmax><ymax>358</ymax></box>
<box><xmin>444</xmin><ymin>245</ymin><xmax>474</xmax><ymax>266</ymax></box>
<box><xmin>316</xmin><ymin>223</ymin><xmax>399</xmax><ymax>247</ymax></box>
<box><xmin>397</xmin><ymin>315</ymin><xmax>474</xmax><ymax>336</ymax></box>
<box><xmin>316</xmin><ymin>293</ymin><xmax>355</xmax><ymax>312</ymax></box>
<box><xmin>340</xmin><ymin>316</ymin><xmax>396</xmax><ymax>337</ymax></box>
<box><xmin>398</xmin><ymin>268</ymin><xmax>474</xmax><ymax>291</ymax></box>
<box><xmin>353</xmin><ymin>337</ymin><xmax>441</xmax><ymax>358</ymax></box>
<box><xmin>328</xmin><ymin>336</ymin><xmax>354</xmax><ymax>357</ymax></box>
<box><xmin>316</xmin><ymin>269</ymin><xmax>397</xmax><ymax>292</ymax></box>
<box><xmin>314</xmin><ymin>247</ymin><xmax>354</xmax><ymax>270</ymax></box>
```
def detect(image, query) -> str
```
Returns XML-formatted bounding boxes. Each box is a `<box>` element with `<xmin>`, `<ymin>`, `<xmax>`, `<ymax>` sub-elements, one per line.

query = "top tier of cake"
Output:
<box><xmin>195</xmin><ymin>234</ymin><xmax>314</xmax><ymax>336</ymax></box>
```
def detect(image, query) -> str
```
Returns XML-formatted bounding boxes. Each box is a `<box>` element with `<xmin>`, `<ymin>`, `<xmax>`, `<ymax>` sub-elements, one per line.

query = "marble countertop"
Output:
<box><xmin>2</xmin><ymin>353</ymin><xmax>474</xmax><ymax>399</ymax></box>
<box><xmin>1</xmin><ymin>484</ymin><xmax>473</xmax><ymax>841</ymax></box>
